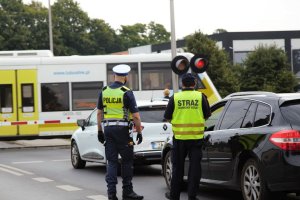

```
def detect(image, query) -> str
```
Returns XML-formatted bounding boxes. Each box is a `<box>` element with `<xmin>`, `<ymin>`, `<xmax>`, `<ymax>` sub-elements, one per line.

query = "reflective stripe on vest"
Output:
<box><xmin>102</xmin><ymin>86</ymin><xmax>131</xmax><ymax>120</ymax></box>
<box><xmin>172</xmin><ymin>90</ymin><xmax>205</xmax><ymax>140</ymax></box>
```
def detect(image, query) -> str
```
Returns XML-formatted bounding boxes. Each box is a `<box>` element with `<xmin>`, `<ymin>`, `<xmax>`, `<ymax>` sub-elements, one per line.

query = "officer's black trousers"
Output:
<box><xmin>104</xmin><ymin>126</ymin><xmax>133</xmax><ymax>195</ymax></box>
<box><xmin>170</xmin><ymin>138</ymin><xmax>202</xmax><ymax>200</ymax></box>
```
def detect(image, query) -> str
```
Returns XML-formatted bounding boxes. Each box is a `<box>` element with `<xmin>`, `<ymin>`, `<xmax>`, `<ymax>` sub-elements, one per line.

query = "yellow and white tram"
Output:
<box><xmin>0</xmin><ymin>50</ymin><xmax>221</xmax><ymax>137</ymax></box>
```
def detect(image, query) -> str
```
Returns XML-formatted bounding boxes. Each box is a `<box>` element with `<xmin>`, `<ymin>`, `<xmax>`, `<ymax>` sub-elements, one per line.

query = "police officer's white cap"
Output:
<box><xmin>113</xmin><ymin>64</ymin><xmax>131</xmax><ymax>76</ymax></box>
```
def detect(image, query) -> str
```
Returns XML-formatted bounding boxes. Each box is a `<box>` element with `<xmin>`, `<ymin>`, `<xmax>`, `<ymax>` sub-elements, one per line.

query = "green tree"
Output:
<box><xmin>185</xmin><ymin>31</ymin><xmax>240</xmax><ymax>97</ymax></box>
<box><xmin>52</xmin><ymin>0</ymin><xmax>91</xmax><ymax>55</ymax></box>
<box><xmin>88</xmin><ymin>19</ymin><xmax>121</xmax><ymax>54</ymax></box>
<box><xmin>147</xmin><ymin>21</ymin><xmax>170</xmax><ymax>44</ymax></box>
<box><xmin>118</xmin><ymin>23</ymin><xmax>149</xmax><ymax>49</ymax></box>
<box><xmin>0</xmin><ymin>0</ymin><xmax>31</xmax><ymax>50</ymax></box>
<box><xmin>240</xmin><ymin>45</ymin><xmax>297</xmax><ymax>92</ymax></box>
<box><xmin>118</xmin><ymin>22</ymin><xmax>170</xmax><ymax>50</ymax></box>
<box><xmin>23</xmin><ymin>1</ymin><xmax>49</xmax><ymax>50</ymax></box>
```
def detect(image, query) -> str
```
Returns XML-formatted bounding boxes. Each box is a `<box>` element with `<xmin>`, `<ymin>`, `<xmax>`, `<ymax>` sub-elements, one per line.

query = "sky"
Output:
<box><xmin>23</xmin><ymin>0</ymin><xmax>300</xmax><ymax>39</ymax></box>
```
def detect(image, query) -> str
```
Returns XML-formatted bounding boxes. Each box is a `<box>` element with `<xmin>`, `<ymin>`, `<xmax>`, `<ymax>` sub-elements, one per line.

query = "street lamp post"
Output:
<box><xmin>48</xmin><ymin>0</ymin><xmax>54</xmax><ymax>54</ymax></box>
<box><xmin>170</xmin><ymin>0</ymin><xmax>179</xmax><ymax>92</ymax></box>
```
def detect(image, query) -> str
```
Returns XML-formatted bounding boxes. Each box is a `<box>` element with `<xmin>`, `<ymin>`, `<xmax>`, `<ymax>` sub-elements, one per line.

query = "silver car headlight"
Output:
<box><xmin>151</xmin><ymin>141</ymin><xmax>165</xmax><ymax>150</ymax></box>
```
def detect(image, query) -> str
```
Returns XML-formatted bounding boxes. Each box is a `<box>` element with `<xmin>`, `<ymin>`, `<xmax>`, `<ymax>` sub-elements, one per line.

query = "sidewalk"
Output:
<box><xmin>0</xmin><ymin>139</ymin><xmax>70</xmax><ymax>150</ymax></box>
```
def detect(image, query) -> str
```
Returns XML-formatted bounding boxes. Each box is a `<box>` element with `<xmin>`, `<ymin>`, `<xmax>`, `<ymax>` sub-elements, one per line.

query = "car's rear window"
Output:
<box><xmin>280</xmin><ymin>100</ymin><xmax>300</xmax><ymax>125</ymax></box>
<box><xmin>138</xmin><ymin>106</ymin><xmax>166</xmax><ymax>123</ymax></box>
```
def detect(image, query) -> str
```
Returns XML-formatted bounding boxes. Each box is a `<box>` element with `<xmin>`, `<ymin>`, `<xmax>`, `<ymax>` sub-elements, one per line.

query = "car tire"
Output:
<box><xmin>163</xmin><ymin>150</ymin><xmax>172</xmax><ymax>190</ymax></box>
<box><xmin>71</xmin><ymin>141</ymin><xmax>86</xmax><ymax>169</ymax></box>
<box><xmin>241</xmin><ymin>159</ymin><xmax>271</xmax><ymax>200</ymax></box>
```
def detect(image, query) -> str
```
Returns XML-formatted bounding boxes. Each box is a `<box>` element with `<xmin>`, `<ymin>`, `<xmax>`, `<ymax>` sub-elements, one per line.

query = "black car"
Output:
<box><xmin>162</xmin><ymin>92</ymin><xmax>300</xmax><ymax>200</ymax></box>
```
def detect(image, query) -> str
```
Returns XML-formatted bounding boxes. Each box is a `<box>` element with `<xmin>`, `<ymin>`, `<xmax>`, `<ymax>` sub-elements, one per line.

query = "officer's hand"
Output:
<box><xmin>98</xmin><ymin>130</ymin><xmax>105</xmax><ymax>144</ymax></box>
<box><xmin>136</xmin><ymin>132</ymin><xmax>143</xmax><ymax>145</ymax></box>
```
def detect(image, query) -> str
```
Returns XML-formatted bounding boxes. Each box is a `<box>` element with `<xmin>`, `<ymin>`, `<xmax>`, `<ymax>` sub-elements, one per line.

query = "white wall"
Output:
<box><xmin>233</xmin><ymin>39</ymin><xmax>285</xmax><ymax>51</ymax></box>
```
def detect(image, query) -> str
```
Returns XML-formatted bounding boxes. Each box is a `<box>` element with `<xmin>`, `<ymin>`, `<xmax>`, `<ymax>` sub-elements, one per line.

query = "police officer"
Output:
<box><xmin>97</xmin><ymin>64</ymin><xmax>144</xmax><ymax>200</ymax></box>
<box><xmin>164</xmin><ymin>73</ymin><xmax>211</xmax><ymax>200</ymax></box>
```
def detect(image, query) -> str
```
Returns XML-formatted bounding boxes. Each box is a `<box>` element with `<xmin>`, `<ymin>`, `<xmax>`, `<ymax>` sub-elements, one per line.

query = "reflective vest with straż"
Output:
<box><xmin>171</xmin><ymin>90</ymin><xmax>205</xmax><ymax>140</ymax></box>
<box><xmin>102</xmin><ymin>86</ymin><xmax>132</xmax><ymax>121</ymax></box>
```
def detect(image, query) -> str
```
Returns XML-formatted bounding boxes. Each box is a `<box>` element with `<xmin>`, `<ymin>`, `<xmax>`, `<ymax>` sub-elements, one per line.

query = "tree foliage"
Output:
<box><xmin>240</xmin><ymin>45</ymin><xmax>297</xmax><ymax>92</ymax></box>
<box><xmin>185</xmin><ymin>31</ymin><xmax>240</xmax><ymax>97</ymax></box>
<box><xmin>0</xmin><ymin>0</ymin><xmax>170</xmax><ymax>55</ymax></box>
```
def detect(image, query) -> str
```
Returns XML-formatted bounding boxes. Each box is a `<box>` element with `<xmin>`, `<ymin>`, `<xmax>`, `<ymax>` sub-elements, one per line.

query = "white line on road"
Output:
<box><xmin>87</xmin><ymin>195</ymin><xmax>108</xmax><ymax>200</ymax></box>
<box><xmin>0</xmin><ymin>164</ymin><xmax>34</xmax><ymax>175</ymax></box>
<box><xmin>12</xmin><ymin>161</ymin><xmax>44</xmax><ymax>164</ymax></box>
<box><xmin>52</xmin><ymin>159</ymin><xmax>69</xmax><ymax>162</ymax></box>
<box><xmin>32</xmin><ymin>177</ymin><xmax>54</xmax><ymax>182</ymax></box>
<box><xmin>56</xmin><ymin>185</ymin><xmax>82</xmax><ymax>192</ymax></box>
<box><xmin>0</xmin><ymin>166</ymin><xmax>23</xmax><ymax>176</ymax></box>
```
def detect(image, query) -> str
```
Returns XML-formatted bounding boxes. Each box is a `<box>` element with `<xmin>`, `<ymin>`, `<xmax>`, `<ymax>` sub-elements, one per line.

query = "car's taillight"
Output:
<box><xmin>269</xmin><ymin>130</ymin><xmax>300</xmax><ymax>151</ymax></box>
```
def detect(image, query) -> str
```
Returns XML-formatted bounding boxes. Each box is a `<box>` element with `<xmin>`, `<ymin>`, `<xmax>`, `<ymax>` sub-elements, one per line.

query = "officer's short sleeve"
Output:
<box><xmin>124</xmin><ymin>91</ymin><xmax>139</xmax><ymax>113</ymax></box>
<box><xmin>97</xmin><ymin>91</ymin><xmax>103</xmax><ymax>110</ymax></box>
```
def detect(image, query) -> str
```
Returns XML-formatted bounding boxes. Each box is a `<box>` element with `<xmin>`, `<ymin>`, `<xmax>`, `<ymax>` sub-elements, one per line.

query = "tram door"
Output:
<box><xmin>0</xmin><ymin>70</ymin><xmax>38</xmax><ymax>136</ymax></box>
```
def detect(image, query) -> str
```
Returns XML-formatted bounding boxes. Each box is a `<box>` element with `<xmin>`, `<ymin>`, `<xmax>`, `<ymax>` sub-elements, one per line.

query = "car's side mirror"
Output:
<box><xmin>77</xmin><ymin>119</ymin><xmax>86</xmax><ymax>131</ymax></box>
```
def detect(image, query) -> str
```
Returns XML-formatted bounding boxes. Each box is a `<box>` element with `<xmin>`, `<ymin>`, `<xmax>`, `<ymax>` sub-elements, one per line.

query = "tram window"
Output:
<box><xmin>41</xmin><ymin>83</ymin><xmax>70</xmax><ymax>112</ymax></box>
<box><xmin>0</xmin><ymin>84</ymin><xmax>13</xmax><ymax>113</ymax></box>
<box><xmin>72</xmin><ymin>82</ymin><xmax>103</xmax><ymax>111</ymax></box>
<box><xmin>107</xmin><ymin>63</ymin><xmax>139</xmax><ymax>91</ymax></box>
<box><xmin>141</xmin><ymin>62</ymin><xmax>172</xmax><ymax>90</ymax></box>
<box><xmin>21</xmin><ymin>84</ymin><xmax>34</xmax><ymax>113</ymax></box>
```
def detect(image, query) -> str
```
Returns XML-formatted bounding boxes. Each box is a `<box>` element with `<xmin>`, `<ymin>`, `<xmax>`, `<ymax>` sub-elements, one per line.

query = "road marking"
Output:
<box><xmin>0</xmin><ymin>166</ymin><xmax>23</xmax><ymax>176</ymax></box>
<box><xmin>32</xmin><ymin>177</ymin><xmax>54</xmax><ymax>182</ymax></box>
<box><xmin>0</xmin><ymin>164</ymin><xmax>34</xmax><ymax>175</ymax></box>
<box><xmin>56</xmin><ymin>185</ymin><xmax>82</xmax><ymax>191</ymax></box>
<box><xmin>87</xmin><ymin>195</ymin><xmax>108</xmax><ymax>200</ymax></box>
<box><xmin>52</xmin><ymin>159</ymin><xmax>69</xmax><ymax>162</ymax></box>
<box><xmin>12</xmin><ymin>161</ymin><xmax>44</xmax><ymax>164</ymax></box>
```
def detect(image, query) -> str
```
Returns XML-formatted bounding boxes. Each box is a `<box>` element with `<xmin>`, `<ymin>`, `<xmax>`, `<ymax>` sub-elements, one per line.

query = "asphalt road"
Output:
<box><xmin>0</xmin><ymin>148</ymin><xmax>299</xmax><ymax>200</ymax></box>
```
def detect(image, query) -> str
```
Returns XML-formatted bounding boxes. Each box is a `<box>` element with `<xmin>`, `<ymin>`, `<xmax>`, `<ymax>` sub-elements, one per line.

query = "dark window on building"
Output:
<box><xmin>107</xmin><ymin>63</ymin><xmax>139</xmax><ymax>91</ymax></box>
<box><xmin>219</xmin><ymin>100</ymin><xmax>251</xmax><ymax>130</ymax></box>
<box><xmin>241</xmin><ymin>103</ymin><xmax>257</xmax><ymax>128</ymax></box>
<box><xmin>233</xmin><ymin>51</ymin><xmax>251</xmax><ymax>64</ymax></box>
<box><xmin>72</xmin><ymin>82</ymin><xmax>102</xmax><ymax>111</ymax></box>
<box><xmin>21</xmin><ymin>84</ymin><xmax>34</xmax><ymax>113</ymax></box>
<box><xmin>254</xmin><ymin>103</ymin><xmax>271</xmax><ymax>127</ymax></box>
<box><xmin>0</xmin><ymin>84</ymin><xmax>13</xmax><ymax>113</ymax></box>
<box><xmin>292</xmin><ymin>49</ymin><xmax>300</xmax><ymax>75</ymax></box>
<box><xmin>41</xmin><ymin>83</ymin><xmax>69</xmax><ymax>112</ymax></box>
<box><xmin>141</xmin><ymin>62</ymin><xmax>172</xmax><ymax>90</ymax></box>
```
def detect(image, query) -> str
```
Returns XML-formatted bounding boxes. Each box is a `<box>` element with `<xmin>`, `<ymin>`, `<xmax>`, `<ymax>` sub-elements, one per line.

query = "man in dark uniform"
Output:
<box><xmin>97</xmin><ymin>64</ymin><xmax>144</xmax><ymax>200</ymax></box>
<box><xmin>164</xmin><ymin>73</ymin><xmax>211</xmax><ymax>200</ymax></box>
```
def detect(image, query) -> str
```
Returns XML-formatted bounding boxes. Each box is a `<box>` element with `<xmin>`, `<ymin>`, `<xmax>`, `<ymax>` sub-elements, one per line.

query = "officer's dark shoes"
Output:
<box><xmin>165</xmin><ymin>192</ymin><xmax>179</xmax><ymax>200</ymax></box>
<box><xmin>108</xmin><ymin>193</ymin><xmax>118</xmax><ymax>200</ymax></box>
<box><xmin>165</xmin><ymin>192</ymin><xmax>171</xmax><ymax>199</ymax></box>
<box><xmin>122</xmin><ymin>191</ymin><xmax>143</xmax><ymax>200</ymax></box>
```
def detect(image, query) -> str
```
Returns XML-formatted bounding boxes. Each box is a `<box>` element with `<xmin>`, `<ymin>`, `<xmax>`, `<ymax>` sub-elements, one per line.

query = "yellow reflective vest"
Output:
<box><xmin>171</xmin><ymin>90</ymin><xmax>205</xmax><ymax>140</ymax></box>
<box><xmin>102</xmin><ymin>86</ymin><xmax>131</xmax><ymax>121</ymax></box>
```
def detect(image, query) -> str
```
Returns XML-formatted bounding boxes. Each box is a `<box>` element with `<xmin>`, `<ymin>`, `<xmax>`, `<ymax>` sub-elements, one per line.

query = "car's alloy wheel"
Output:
<box><xmin>163</xmin><ymin>150</ymin><xmax>172</xmax><ymax>190</ymax></box>
<box><xmin>71</xmin><ymin>141</ymin><xmax>86</xmax><ymax>169</ymax></box>
<box><xmin>241</xmin><ymin>159</ymin><xmax>273</xmax><ymax>200</ymax></box>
